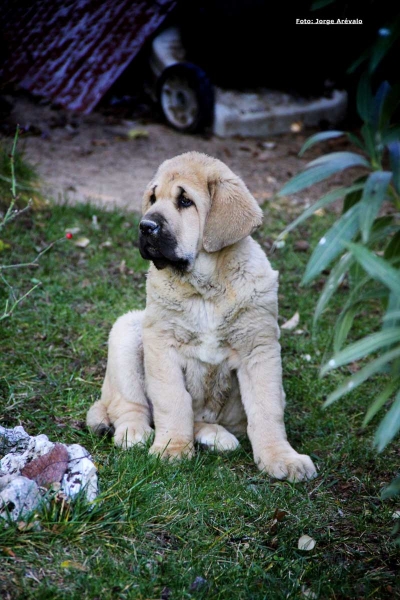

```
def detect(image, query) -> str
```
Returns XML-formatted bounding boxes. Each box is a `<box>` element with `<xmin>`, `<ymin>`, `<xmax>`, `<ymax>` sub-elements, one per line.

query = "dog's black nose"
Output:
<box><xmin>139</xmin><ymin>219</ymin><xmax>160</xmax><ymax>236</ymax></box>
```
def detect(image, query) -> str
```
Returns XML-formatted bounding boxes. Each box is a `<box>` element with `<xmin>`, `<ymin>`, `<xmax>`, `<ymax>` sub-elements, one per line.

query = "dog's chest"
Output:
<box><xmin>175</xmin><ymin>297</ymin><xmax>233</xmax><ymax>365</ymax></box>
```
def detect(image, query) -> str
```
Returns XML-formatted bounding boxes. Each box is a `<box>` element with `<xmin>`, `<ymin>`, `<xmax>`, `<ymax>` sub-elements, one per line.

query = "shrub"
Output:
<box><xmin>277</xmin><ymin>77</ymin><xmax>399</xmax><ymax>478</ymax></box>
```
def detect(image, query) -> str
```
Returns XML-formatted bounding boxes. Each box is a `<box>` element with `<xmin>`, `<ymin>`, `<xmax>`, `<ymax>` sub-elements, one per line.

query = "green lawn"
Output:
<box><xmin>0</xmin><ymin>201</ymin><xmax>398</xmax><ymax>599</ymax></box>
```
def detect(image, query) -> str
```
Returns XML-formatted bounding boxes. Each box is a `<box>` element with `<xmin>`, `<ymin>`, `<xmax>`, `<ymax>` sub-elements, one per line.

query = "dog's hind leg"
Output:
<box><xmin>86</xmin><ymin>310</ymin><xmax>153</xmax><ymax>448</ymax></box>
<box><xmin>194</xmin><ymin>422</ymin><xmax>240</xmax><ymax>451</ymax></box>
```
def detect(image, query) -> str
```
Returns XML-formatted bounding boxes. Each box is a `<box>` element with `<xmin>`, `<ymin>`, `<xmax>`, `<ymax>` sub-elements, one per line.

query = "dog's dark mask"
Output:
<box><xmin>139</xmin><ymin>213</ymin><xmax>190</xmax><ymax>272</ymax></box>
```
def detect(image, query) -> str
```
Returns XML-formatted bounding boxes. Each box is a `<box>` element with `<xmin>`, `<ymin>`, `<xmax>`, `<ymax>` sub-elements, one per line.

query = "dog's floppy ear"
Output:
<box><xmin>203</xmin><ymin>175</ymin><xmax>263</xmax><ymax>253</ymax></box>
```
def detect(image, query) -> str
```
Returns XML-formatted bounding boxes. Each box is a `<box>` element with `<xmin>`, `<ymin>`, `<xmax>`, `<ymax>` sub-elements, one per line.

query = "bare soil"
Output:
<box><xmin>1</xmin><ymin>93</ymin><xmax>356</xmax><ymax>213</ymax></box>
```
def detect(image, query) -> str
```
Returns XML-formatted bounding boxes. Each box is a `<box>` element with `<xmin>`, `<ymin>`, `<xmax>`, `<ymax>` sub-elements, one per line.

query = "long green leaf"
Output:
<box><xmin>343</xmin><ymin>176</ymin><xmax>367</xmax><ymax>213</ymax></box>
<box><xmin>361</xmin><ymin>124</ymin><xmax>377</xmax><ymax>164</ymax></box>
<box><xmin>347</xmin><ymin>132</ymin><xmax>366</xmax><ymax>152</ymax></box>
<box><xmin>359</xmin><ymin>171</ymin><xmax>392</xmax><ymax>243</ymax></box>
<box><xmin>299</xmin><ymin>131</ymin><xmax>345</xmax><ymax>157</ymax></box>
<box><xmin>333</xmin><ymin>304</ymin><xmax>360</xmax><ymax>353</ymax></box>
<box><xmin>302</xmin><ymin>204</ymin><xmax>361</xmax><ymax>285</ymax></box>
<box><xmin>324</xmin><ymin>346</ymin><xmax>400</xmax><ymax>406</ymax></box>
<box><xmin>321</xmin><ymin>328</ymin><xmax>400</xmax><ymax>375</ymax></box>
<box><xmin>372</xmin><ymin>81</ymin><xmax>392</xmax><ymax>130</ymax></box>
<box><xmin>278</xmin><ymin>164</ymin><xmax>347</xmax><ymax>196</ymax></box>
<box><xmin>357</xmin><ymin>73</ymin><xmax>373</xmax><ymax>123</ymax></box>
<box><xmin>383</xmin><ymin>292</ymin><xmax>400</xmax><ymax>330</ymax></box>
<box><xmin>275</xmin><ymin>184</ymin><xmax>364</xmax><ymax>246</ymax></box>
<box><xmin>382</xmin><ymin>127</ymin><xmax>400</xmax><ymax>145</ymax></box>
<box><xmin>363</xmin><ymin>378</ymin><xmax>400</xmax><ymax>426</ymax></box>
<box><xmin>383</xmin><ymin>310</ymin><xmax>400</xmax><ymax>322</ymax></box>
<box><xmin>307</xmin><ymin>151</ymin><xmax>370</xmax><ymax>169</ymax></box>
<box><xmin>314</xmin><ymin>253</ymin><xmax>353</xmax><ymax>323</ymax></box>
<box><xmin>374</xmin><ymin>390</ymin><xmax>400</xmax><ymax>452</ymax></box>
<box><xmin>384</xmin><ymin>230</ymin><xmax>400</xmax><ymax>262</ymax></box>
<box><xmin>346</xmin><ymin>243</ymin><xmax>400</xmax><ymax>297</ymax></box>
<box><xmin>279</xmin><ymin>153</ymin><xmax>369</xmax><ymax>197</ymax></box>
<box><xmin>381</xmin><ymin>475</ymin><xmax>400</xmax><ymax>499</ymax></box>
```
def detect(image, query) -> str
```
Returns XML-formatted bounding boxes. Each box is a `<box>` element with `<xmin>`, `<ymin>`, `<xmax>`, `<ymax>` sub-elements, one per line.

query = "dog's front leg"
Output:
<box><xmin>237</xmin><ymin>339</ymin><xmax>317</xmax><ymax>482</ymax></box>
<box><xmin>143</xmin><ymin>329</ymin><xmax>194</xmax><ymax>460</ymax></box>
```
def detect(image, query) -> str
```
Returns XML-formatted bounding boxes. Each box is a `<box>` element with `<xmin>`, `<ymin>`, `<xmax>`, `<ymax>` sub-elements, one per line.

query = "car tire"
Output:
<box><xmin>157</xmin><ymin>62</ymin><xmax>214</xmax><ymax>133</ymax></box>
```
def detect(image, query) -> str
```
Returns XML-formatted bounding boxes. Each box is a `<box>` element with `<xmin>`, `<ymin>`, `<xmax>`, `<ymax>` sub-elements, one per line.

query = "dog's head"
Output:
<box><xmin>139</xmin><ymin>152</ymin><xmax>263</xmax><ymax>271</ymax></box>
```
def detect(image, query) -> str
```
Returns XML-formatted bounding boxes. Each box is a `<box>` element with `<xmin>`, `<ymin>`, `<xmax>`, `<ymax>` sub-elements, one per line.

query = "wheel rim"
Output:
<box><xmin>160</xmin><ymin>75</ymin><xmax>198</xmax><ymax>129</ymax></box>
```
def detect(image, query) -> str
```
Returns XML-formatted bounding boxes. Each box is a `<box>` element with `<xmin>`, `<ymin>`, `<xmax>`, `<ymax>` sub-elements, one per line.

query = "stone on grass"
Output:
<box><xmin>0</xmin><ymin>426</ymin><xmax>98</xmax><ymax>524</ymax></box>
<box><xmin>0</xmin><ymin>476</ymin><xmax>41</xmax><ymax>521</ymax></box>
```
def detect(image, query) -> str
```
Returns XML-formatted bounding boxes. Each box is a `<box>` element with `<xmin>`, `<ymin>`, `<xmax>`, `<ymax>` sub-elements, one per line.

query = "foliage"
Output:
<box><xmin>277</xmin><ymin>75</ymin><xmax>400</xmax><ymax>457</ymax></box>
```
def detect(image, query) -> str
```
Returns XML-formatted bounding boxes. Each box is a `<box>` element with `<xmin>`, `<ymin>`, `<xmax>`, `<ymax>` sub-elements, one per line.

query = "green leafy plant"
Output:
<box><xmin>276</xmin><ymin>76</ymin><xmax>400</xmax><ymax>456</ymax></box>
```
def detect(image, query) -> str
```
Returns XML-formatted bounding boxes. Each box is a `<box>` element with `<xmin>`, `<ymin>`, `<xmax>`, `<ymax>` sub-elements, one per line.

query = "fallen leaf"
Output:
<box><xmin>74</xmin><ymin>237</ymin><xmax>90</xmax><ymax>248</ymax></box>
<box><xmin>290</xmin><ymin>122</ymin><xmax>303</xmax><ymax>133</ymax></box>
<box><xmin>261</xmin><ymin>141</ymin><xmax>276</xmax><ymax>150</ymax></box>
<box><xmin>269</xmin><ymin>508</ymin><xmax>289</xmax><ymax>534</ymax></box>
<box><xmin>258</xmin><ymin>151</ymin><xmax>274</xmax><ymax>162</ymax></box>
<box><xmin>301</xmin><ymin>586</ymin><xmax>317</xmax><ymax>599</ymax></box>
<box><xmin>190</xmin><ymin>576</ymin><xmax>208</xmax><ymax>591</ymax></box>
<box><xmin>294</xmin><ymin>240</ymin><xmax>310</xmax><ymax>252</ymax></box>
<box><xmin>161</xmin><ymin>587</ymin><xmax>171</xmax><ymax>600</ymax></box>
<box><xmin>21</xmin><ymin>443</ymin><xmax>69</xmax><ymax>487</ymax></box>
<box><xmin>17</xmin><ymin>521</ymin><xmax>37</xmax><ymax>532</ymax></box>
<box><xmin>314</xmin><ymin>208</ymin><xmax>325</xmax><ymax>217</ymax></box>
<box><xmin>2</xmin><ymin>547</ymin><xmax>16</xmax><ymax>558</ymax></box>
<box><xmin>281</xmin><ymin>311</ymin><xmax>300</xmax><ymax>330</ymax></box>
<box><xmin>298</xmin><ymin>535</ymin><xmax>316</xmax><ymax>551</ymax></box>
<box><xmin>60</xmin><ymin>560</ymin><xmax>88</xmax><ymax>571</ymax></box>
<box><xmin>273</xmin><ymin>508</ymin><xmax>289</xmax><ymax>522</ymax></box>
<box><xmin>127</xmin><ymin>128</ymin><xmax>148</xmax><ymax>139</ymax></box>
<box><xmin>0</xmin><ymin>240</ymin><xmax>11</xmax><ymax>252</ymax></box>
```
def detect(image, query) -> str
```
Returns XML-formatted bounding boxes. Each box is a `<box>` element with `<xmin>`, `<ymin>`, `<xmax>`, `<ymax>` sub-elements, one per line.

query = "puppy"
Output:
<box><xmin>87</xmin><ymin>152</ymin><xmax>317</xmax><ymax>482</ymax></box>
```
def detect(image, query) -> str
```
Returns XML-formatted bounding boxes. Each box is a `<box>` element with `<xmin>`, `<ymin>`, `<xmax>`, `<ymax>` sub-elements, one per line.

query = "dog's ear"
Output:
<box><xmin>203</xmin><ymin>175</ymin><xmax>263</xmax><ymax>253</ymax></box>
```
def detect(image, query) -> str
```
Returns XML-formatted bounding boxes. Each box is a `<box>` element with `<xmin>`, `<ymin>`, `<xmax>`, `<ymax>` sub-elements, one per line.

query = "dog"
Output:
<box><xmin>86</xmin><ymin>152</ymin><xmax>317</xmax><ymax>482</ymax></box>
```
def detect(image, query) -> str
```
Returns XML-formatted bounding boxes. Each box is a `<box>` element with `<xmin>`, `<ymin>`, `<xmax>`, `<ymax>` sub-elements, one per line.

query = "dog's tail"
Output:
<box><xmin>86</xmin><ymin>400</ymin><xmax>114</xmax><ymax>436</ymax></box>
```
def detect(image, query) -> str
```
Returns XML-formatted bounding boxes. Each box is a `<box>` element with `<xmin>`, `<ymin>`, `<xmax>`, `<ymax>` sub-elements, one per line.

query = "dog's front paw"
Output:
<box><xmin>114</xmin><ymin>425</ymin><xmax>154</xmax><ymax>448</ymax></box>
<box><xmin>196</xmin><ymin>426</ymin><xmax>240</xmax><ymax>451</ymax></box>
<box><xmin>149</xmin><ymin>440</ymin><xmax>195</xmax><ymax>460</ymax></box>
<box><xmin>255</xmin><ymin>445</ymin><xmax>317</xmax><ymax>482</ymax></box>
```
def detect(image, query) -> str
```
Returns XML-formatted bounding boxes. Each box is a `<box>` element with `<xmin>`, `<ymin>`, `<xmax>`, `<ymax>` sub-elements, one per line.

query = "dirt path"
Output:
<box><xmin>1</xmin><ymin>94</ymin><xmax>353</xmax><ymax>213</ymax></box>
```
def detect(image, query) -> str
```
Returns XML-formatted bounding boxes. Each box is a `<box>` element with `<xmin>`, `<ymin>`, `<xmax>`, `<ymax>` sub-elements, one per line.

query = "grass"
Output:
<box><xmin>0</xmin><ymin>199</ymin><xmax>399</xmax><ymax>599</ymax></box>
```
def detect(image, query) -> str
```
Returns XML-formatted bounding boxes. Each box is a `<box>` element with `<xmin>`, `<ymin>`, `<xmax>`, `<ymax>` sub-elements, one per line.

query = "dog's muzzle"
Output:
<box><xmin>139</xmin><ymin>213</ymin><xmax>189</xmax><ymax>271</ymax></box>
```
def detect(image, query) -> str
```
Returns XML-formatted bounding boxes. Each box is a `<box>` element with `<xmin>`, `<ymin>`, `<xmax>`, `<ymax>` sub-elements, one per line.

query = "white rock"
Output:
<box><xmin>0</xmin><ymin>433</ymin><xmax>55</xmax><ymax>477</ymax></box>
<box><xmin>0</xmin><ymin>425</ymin><xmax>30</xmax><ymax>454</ymax></box>
<box><xmin>0</xmin><ymin>476</ymin><xmax>41</xmax><ymax>521</ymax></box>
<box><xmin>62</xmin><ymin>444</ymin><xmax>98</xmax><ymax>502</ymax></box>
<box><xmin>0</xmin><ymin>426</ymin><xmax>98</xmax><ymax>521</ymax></box>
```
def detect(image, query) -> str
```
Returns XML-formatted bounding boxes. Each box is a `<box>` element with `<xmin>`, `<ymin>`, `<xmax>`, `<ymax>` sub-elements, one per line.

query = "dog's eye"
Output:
<box><xmin>149</xmin><ymin>193</ymin><xmax>156</xmax><ymax>205</ymax></box>
<box><xmin>178</xmin><ymin>195</ymin><xmax>194</xmax><ymax>209</ymax></box>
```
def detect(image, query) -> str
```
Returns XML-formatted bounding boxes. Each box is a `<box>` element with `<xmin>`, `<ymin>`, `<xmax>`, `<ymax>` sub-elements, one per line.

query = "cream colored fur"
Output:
<box><xmin>87</xmin><ymin>152</ymin><xmax>317</xmax><ymax>482</ymax></box>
